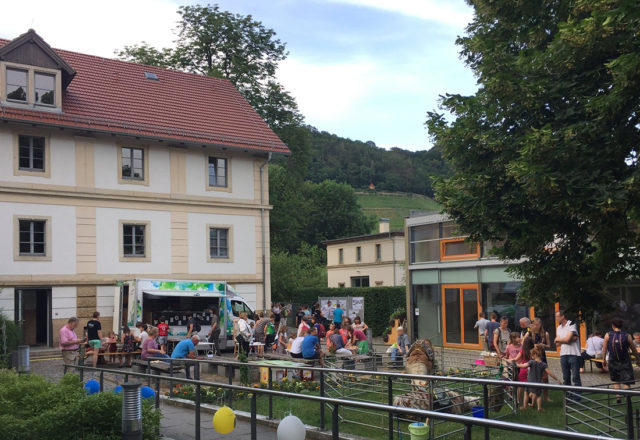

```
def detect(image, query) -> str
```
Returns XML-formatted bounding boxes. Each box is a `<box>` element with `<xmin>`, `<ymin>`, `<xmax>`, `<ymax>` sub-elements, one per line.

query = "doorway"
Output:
<box><xmin>441</xmin><ymin>284</ymin><xmax>481</xmax><ymax>348</ymax></box>
<box><xmin>15</xmin><ymin>288</ymin><xmax>52</xmax><ymax>346</ymax></box>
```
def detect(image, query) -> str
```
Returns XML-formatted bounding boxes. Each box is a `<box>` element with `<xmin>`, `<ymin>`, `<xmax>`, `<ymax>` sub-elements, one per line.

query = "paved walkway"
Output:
<box><xmin>159</xmin><ymin>403</ymin><xmax>277</xmax><ymax>440</ymax></box>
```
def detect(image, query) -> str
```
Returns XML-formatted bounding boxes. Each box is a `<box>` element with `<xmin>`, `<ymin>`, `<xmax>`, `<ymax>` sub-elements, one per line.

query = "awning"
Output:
<box><xmin>143</xmin><ymin>290</ymin><xmax>225</xmax><ymax>298</ymax></box>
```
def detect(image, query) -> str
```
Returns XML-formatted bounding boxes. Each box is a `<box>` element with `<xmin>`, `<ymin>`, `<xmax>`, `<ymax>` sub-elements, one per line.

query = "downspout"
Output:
<box><xmin>391</xmin><ymin>232</ymin><xmax>396</xmax><ymax>286</ymax></box>
<box><xmin>259</xmin><ymin>153</ymin><xmax>272</xmax><ymax>311</ymax></box>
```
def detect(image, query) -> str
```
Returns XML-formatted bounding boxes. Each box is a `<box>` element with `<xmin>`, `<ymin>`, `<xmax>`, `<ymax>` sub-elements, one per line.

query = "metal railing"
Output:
<box><xmin>564</xmin><ymin>381</ymin><xmax>640</xmax><ymax>439</ymax></box>
<box><xmin>63</xmin><ymin>357</ymin><xmax>640</xmax><ymax>440</ymax></box>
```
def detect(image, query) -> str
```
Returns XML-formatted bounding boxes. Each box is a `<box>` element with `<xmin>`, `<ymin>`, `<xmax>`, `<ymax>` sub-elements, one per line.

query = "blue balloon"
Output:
<box><xmin>84</xmin><ymin>379</ymin><xmax>100</xmax><ymax>395</ymax></box>
<box><xmin>141</xmin><ymin>386</ymin><xmax>155</xmax><ymax>400</ymax></box>
<box><xmin>114</xmin><ymin>385</ymin><xmax>123</xmax><ymax>394</ymax></box>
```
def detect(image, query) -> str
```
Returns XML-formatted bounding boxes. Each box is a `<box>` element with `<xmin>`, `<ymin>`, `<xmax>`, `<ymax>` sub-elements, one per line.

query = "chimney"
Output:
<box><xmin>379</xmin><ymin>218</ymin><xmax>390</xmax><ymax>233</ymax></box>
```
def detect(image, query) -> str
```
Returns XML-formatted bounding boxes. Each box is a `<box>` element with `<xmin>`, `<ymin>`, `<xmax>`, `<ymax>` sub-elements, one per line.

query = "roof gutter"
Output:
<box><xmin>0</xmin><ymin>116</ymin><xmax>291</xmax><ymax>157</ymax></box>
<box><xmin>259</xmin><ymin>153</ymin><xmax>272</xmax><ymax>311</ymax></box>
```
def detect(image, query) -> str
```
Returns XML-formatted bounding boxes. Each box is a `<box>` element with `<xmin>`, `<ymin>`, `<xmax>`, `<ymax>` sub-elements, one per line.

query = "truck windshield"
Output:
<box><xmin>231</xmin><ymin>300</ymin><xmax>252</xmax><ymax>317</ymax></box>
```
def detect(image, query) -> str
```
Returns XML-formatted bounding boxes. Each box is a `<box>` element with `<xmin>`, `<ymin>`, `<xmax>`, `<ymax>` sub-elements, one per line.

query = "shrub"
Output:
<box><xmin>0</xmin><ymin>312</ymin><xmax>21</xmax><ymax>368</ymax></box>
<box><xmin>276</xmin><ymin>286</ymin><xmax>406</xmax><ymax>336</ymax></box>
<box><xmin>0</xmin><ymin>371</ymin><xmax>160</xmax><ymax>440</ymax></box>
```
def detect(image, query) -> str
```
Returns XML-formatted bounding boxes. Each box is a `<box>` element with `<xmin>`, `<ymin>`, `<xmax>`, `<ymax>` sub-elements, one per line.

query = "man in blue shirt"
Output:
<box><xmin>333</xmin><ymin>303</ymin><xmax>344</xmax><ymax>329</ymax></box>
<box><xmin>171</xmin><ymin>335</ymin><xmax>199</xmax><ymax>379</ymax></box>
<box><xmin>301</xmin><ymin>327</ymin><xmax>324</xmax><ymax>366</ymax></box>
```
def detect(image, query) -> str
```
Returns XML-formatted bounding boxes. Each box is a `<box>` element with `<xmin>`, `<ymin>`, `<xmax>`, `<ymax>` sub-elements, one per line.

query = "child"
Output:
<box><xmin>513</xmin><ymin>337</ymin><xmax>534</xmax><ymax>404</ymax></box>
<box><xmin>157</xmin><ymin>316</ymin><xmax>169</xmax><ymax>353</ymax></box>
<box><xmin>517</xmin><ymin>346</ymin><xmax>561</xmax><ymax>411</ymax></box>
<box><xmin>275</xmin><ymin>323</ymin><xmax>288</xmax><ymax>354</ymax></box>
<box><xmin>504</xmin><ymin>332</ymin><xmax>522</xmax><ymax>360</ymax></box>
<box><xmin>120</xmin><ymin>326</ymin><xmax>136</xmax><ymax>368</ymax></box>
<box><xmin>325</xmin><ymin>322</ymin><xmax>336</xmax><ymax>349</ymax></box>
<box><xmin>106</xmin><ymin>331</ymin><xmax>118</xmax><ymax>364</ymax></box>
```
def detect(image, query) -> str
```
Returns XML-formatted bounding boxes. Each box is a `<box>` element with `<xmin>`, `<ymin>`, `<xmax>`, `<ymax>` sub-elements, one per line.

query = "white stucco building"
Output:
<box><xmin>0</xmin><ymin>30</ymin><xmax>288</xmax><ymax>347</ymax></box>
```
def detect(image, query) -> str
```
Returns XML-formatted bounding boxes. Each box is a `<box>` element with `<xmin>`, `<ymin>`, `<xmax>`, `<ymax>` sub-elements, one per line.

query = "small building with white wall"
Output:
<box><xmin>324</xmin><ymin>219</ymin><xmax>405</xmax><ymax>288</ymax></box>
<box><xmin>0</xmin><ymin>30</ymin><xmax>287</xmax><ymax>347</ymax></box>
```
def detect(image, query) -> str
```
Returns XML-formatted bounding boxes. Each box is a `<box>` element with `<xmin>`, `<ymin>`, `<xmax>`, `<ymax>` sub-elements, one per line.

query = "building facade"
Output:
<box><xmin>325</xmin><ymin>219</ymin><xmax>405</xmax><ymax>288</ymax></box>
<box><xmin>406</xmin><ymin>212</ymin><xmax>640</xmax><ymax>353</ymax></box>
<box><xmin>0</xmin><ymin>30</ymin><xmax>287</xmax><ymax>347</ymax></box>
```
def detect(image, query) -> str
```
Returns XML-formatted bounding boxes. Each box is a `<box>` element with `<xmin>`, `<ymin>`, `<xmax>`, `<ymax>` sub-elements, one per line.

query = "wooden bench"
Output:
<box><xmin>262</xmin><ymin>352</ymin><xmax>316</xmax><ymax>365</ymax></box>
<box><xmin>132</xmin><ymin>358</ymin><xmax>184</xmax><ymax>374</ymax></box>
<box><xmin>587</xmin><ymin>357</ymin><xmax>605</xmax><ymax>372</ymax></box>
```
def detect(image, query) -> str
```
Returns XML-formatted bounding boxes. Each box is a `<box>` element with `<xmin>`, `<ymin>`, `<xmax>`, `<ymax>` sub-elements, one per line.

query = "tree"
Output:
<box><xmin>270</xmin><ymin>243</ymin><xmax>327</xmax><ymax>300</ymax></box>
<box><xmin>426</xmin><ymin>1</ymin><xmax>640</xmax><ymax>320</ymax></box>
<box><xmin>116</xmin><ymin>4</ymin><xmax>303</xmax><ymax>131</ymax></box>
<box><xmin>269</xmin><ymin>165</ymin><xmax>376</xmax><ymax>253</ymax></box>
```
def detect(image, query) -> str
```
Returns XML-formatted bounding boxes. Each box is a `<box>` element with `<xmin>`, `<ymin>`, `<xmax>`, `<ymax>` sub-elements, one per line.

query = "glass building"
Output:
<box><xmin>406</xmin><ymin>212</ymin><xmax>640</xmax><ymax>353</ymax></box>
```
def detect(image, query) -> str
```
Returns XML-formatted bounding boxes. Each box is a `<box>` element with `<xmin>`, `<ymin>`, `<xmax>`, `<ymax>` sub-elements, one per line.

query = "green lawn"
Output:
<box><xmin>356</xmin><ymin>192</ymin><xmax>440</xmax><ymax>232</ymax></box>
<box><xmin>229</xmin><ymin>390</ymin><xmax>570</xmax><ymax>439</ymax></box>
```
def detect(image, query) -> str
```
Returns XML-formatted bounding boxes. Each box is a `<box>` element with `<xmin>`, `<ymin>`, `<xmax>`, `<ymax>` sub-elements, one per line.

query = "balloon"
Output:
<box><xmin>84</xmin><ymin>379</ymin><xmax>100</xmax><ymax>395</ymax></box>
<box><xmin>277</xmin><ymin>415</ymin><xmax>306</xmax><ymax>440</ymax></box>
<box><xmin>212</xmin><ymin>406</ymin><xmax>236</xmax><ymax>434</ymax></box>
<box><xmin>141</xmin><ymin>386</ymin><xmax>156</xmax><ymax>400</ymax></box>
<box><xmin>114</xmin><ymin>385</ymin><xmax>123</xmax><ymax>394</ymax></box>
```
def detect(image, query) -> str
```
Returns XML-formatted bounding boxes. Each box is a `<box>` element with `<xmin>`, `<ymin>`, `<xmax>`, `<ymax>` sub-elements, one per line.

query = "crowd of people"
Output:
<box><xmin>475</xmin><ymin>310</ymin><xmax>640</xmax><ymax>410</ymax></box>
<box><xmin>230</xmin><ymin>302</ymin><xmax>372</xmax><ymax>368</ymax></box>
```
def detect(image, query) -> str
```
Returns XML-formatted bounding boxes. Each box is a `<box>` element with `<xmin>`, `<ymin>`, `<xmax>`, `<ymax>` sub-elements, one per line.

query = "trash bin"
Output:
<box><xmin>17</xmin><ymin>345</ymin><xmax>30</xmax><ymax>374</ymax></box>
<box><xmin>472</xmin><ymin>406</ymin><xmax>484</xmax><ymax>418</ymax></box>
<box><xmin>408</xmin><ymin>422</ymin><xmax>429</xmax><ymax>440</ymax></box>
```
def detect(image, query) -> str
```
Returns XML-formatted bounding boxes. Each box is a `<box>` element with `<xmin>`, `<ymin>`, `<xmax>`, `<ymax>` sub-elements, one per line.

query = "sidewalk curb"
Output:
<box><xmin>160</xmin><ymin>395</ymin><xmax>369</xmax><ymax>440</ymax></box>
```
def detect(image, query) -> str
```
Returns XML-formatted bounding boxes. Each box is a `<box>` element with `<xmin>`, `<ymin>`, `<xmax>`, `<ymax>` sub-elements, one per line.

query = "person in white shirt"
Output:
<box><xmin>473</xmin><ymin>312</ymin><xmax>490</xmax><ymax>351</ymax></box>
<box><xmin>236</xmin><ymin>313</ymin><xmax>251</xmax><ymax>356</ymax></box>
<box><xmin>289</xmin><ymin>328</ymin><xmax>306</xmax><ymax>359</ymax></box>
<box><xmin>555</xmin><ymin>310</ymin><xmax>582</xmax><ymax>388</ymax></box>
<box><xmin>580</xmin><ymin>332</ymin><xmax>605</xmax><ymax>373</ymax></box>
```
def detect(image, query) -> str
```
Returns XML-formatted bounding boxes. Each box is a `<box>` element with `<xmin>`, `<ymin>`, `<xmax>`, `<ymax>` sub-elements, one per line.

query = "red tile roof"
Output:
<box><xmin>0</xmin><ymin>38</ymin><xmax>289</xmax><ymax>154</ymax></box>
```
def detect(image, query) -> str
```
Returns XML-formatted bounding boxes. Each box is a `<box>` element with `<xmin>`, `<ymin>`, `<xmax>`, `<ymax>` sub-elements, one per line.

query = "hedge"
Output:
<box><xmin>276</xmin><ymin>286</ymin><xmax>406</xmax><ymax>336</ymax></box>
<box><xmin>0</xmin><ymin>371</ymin><xmax>160</xmax><ymax>440</ymax></box>
<box><xmin>0</xmin><ymin>313</ymin><xmax>21</xmax><ymax>368</ymax></box>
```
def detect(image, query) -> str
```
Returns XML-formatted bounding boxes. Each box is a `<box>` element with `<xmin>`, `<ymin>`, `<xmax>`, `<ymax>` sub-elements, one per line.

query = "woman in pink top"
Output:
<box><xmin>141</xmin><ymin>327</ymin><xmax>170</xmax><ymax>361</ymax></box>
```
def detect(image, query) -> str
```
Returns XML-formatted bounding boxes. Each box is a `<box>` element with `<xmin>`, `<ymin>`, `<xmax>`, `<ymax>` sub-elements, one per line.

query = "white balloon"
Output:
<box><xmin>277</xmin><ymin>415</ymin><xmax>306</xmax><ymax>440</ymax></box>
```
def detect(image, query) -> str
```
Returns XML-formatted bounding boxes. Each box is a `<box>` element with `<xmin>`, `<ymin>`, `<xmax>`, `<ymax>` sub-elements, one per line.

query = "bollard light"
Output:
<box><xmin>17</xmin><ymin>345</ymin><xmax>30</xmax><ymax>374</ymax></box>
<box><xmin>121</xmin><ymin>382</ymin><xmax>142</xmax><ymax>440</ymax></box>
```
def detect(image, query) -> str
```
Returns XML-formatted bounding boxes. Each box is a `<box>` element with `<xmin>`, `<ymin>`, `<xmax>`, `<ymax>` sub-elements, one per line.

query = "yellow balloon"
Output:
<box><xmin>212</xmin><ymin>406</ymin><xmax>236</xmax><ymax>434</ymax></box>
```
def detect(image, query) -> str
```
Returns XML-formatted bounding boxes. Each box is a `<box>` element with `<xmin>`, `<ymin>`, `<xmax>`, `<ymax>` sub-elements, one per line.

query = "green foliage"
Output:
<box><xmin>274</xmin><ymin>286</ymin><xmax>405</xmax><ymax>336</ymax></box>
<box><xmin>237</xmin><ymin>351</ymin><xmax>250</xmax><ymax>385</ymax></box>
<box><xmin>307</xmin><ymin>128</ymin><xmax>451</xmax><ymax>197</ymax></box>
<box><xmin>269</xmin><ymin>164</ymin><xmax>376</xmax><ymax>253</ymax></box>
<box><xmin>426</xmin><ymin>0</ymin><xmax>640</xmax><ymax>321</ymax></box>
<box><xmin>0</xmin><ymin>312</ymin><xmax>21</xmax><ymax>368</ymax></box>
<box><xmin>0</xmin><ymin>371</ymin><xmax>159</xmax><ymax>440</ymax></box>
<box><xmin>356</xmin><ymin>192</ymin><xmax>440</xmax><ymax>232</ymax></box>
<box><xmin>271</xmin><ymin>244</ymin><xmax>327</xmax><ymax>299</ymax></box>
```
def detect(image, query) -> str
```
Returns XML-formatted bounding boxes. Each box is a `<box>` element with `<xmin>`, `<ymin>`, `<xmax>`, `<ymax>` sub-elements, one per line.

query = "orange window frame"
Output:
<box><xmin>440</xmin><ymin>238</ymin><xmax>480</xmax><ymax>261</ymax></box>
<box><xmin>441</xmin><ymin>283</ymin><xmax>483</xmax><ymax>349</ymax></box>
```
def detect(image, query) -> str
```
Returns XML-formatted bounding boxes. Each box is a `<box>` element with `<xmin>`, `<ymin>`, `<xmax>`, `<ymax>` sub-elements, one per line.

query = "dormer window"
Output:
<box><xmin>6</xmin><ymin>68</ymin><xmax>27</xmax><ymax>102</ymax></box>
<box><xmin>0</xmin><ymin>29</ymin><xmax>76</xmax><ymax>110</ymax></box>
<box><xmin>35</xmin><ymin>72</ymin><xmax>55</xmax><ymax>105</ymax></box>
<box><xmin>1</xmin><ymin>64</ymin><xmax>61</xmax><ymax>109</ymax></box>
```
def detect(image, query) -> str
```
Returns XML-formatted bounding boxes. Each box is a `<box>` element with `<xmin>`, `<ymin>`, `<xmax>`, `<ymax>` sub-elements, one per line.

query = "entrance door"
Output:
<box><xmin>15</xmin><ymin>288</ymin><xmax>52</xmax><ymax>346</ymax></box>
<box><xmin>442</xmin><ymin>284</ymin><xmax>481</xmax><ymax>348</ymax></box>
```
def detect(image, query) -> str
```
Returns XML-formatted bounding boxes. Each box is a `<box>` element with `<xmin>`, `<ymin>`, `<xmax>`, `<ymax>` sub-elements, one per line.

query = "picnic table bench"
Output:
<box><xmin>262</xmin><ymin>352</ymin><xmax>316</xmax><ymax>365</ymax></box>
<box><xmin>132</xmin><ymin>358</ymin><xmax>184</xmax><ymax>374</ymax></box>
<box><xmin>587</xmin><ymin>357</ymin><xmax>605</xmax><ymax>372</ymax></box>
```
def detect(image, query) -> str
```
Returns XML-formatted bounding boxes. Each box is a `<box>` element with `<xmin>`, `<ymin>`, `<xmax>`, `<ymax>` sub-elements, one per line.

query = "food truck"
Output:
<box><xmin>113</xmin><ymin>279</ymin><xmax>255</xmax><ymax>350</ymax></box>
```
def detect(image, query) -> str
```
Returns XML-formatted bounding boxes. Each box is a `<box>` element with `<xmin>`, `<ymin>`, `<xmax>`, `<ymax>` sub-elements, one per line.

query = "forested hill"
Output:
<box><xmin>305</xmin><ymin>127</ymin><xmax>450</xmax><ymax>197</ymax></box>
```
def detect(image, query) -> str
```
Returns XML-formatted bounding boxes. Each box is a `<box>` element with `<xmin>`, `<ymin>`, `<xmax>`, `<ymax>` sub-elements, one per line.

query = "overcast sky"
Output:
<box><xmin>0</xmin><ymin>0</ymin><xmax>477</xmax><ymax>151</ymax></box>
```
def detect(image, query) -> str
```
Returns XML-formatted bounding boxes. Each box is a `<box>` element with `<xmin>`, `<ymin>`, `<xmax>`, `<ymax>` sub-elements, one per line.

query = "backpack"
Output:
<box><xmin>316</xmin><ymin>323</ymin><xmax>326</xmax><ymax>339</ymax></box>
